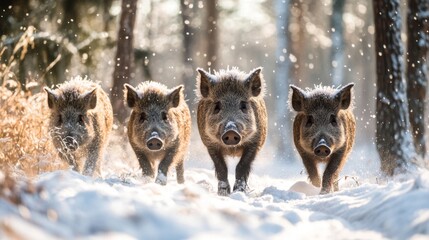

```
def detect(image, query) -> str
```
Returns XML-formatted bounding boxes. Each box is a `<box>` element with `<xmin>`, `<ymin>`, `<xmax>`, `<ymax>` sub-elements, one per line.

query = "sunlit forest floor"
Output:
<box><xmin>2</xmin><ymin>72</ymin><xmax>429</xmax><ymax>238</ymax></box>
<box><xmin>1</xmin><ymin>145</ymin><xmax>428</xmax><ymax>239</ymax></box>
<box><xmin>1</xmin><ymin>100</ymin><xmax>429</xmax><ymax>239</ymax></box>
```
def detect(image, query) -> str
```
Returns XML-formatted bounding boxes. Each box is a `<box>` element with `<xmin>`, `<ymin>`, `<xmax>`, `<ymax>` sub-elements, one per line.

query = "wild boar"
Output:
<box><xmin>124</xmin><ymin>81</ymin><xmax>191</xmax><ymax>185</ymax></box>
<box><xmin>196</xmin><ymin>67</ymin><xmax>267</xmax><ymax>196</ymax></box>
<box><xmin>289</xmin><ymin>83</ymin><xmax>356</xmax><ymax>194</ymax></box>
<box><xmin>44</xmin><ymin>76</ymin><xmax>113</xmax><ymax>176</ymax></box>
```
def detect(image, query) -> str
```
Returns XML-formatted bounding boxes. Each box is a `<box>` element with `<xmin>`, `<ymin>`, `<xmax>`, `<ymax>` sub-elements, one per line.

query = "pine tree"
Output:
<box><xmin>373</xmin><ymin>0</ymin><xmax>417</xmax><ymax>175</ymax></box>
<box><xmin>111</xmin><ymin>0</ymin><xmax>137</xmax><ymax>123</ymax></box>
<box><xmin>406</xmin><ymin>0</ymin><xmax>429</xmax><ymax>158</ymax></box>
<box><xmin>206</xmin><ymin>0</ymin><xmax>218</xmax><ymax>70</ymax></box>
<box><xmin>330</xmin><ymin>0</ymin><xmax>346</xmax><ymax>85</ymax></box>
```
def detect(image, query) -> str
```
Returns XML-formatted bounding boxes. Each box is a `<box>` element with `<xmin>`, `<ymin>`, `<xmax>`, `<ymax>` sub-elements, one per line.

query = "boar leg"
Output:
<box><xmin>208</xmin><ymin>147</ymin><xmax>230</xmax><ymax>196</ymax></box>
<box><xmin>82</xmin><ymin>142</ymin><xmax>102</xmax><ymax>177</ymax></box>
<box><xmin>135</xmin><ymin>150</ymin><xmax>155</xmax><ymax>178</ymax></box>
<box><xmin>333</xmin><ymin>181</ymin><xmax>339</xmax><ymax>192</ymax></box>
<box><xmin>59</xmin><ymin>152</ymin><xmax>79</xmax><ymax>172</ymax></box>
<box><xmin>234</xmin><ymin>147</ymin><xmax>257</xmax><ymax>192</ymax></box>
<box><xmin>175</xmin><ymin>160</ymin><xmax>185</xmax><ymax>184</ymax></box>
<box><xmin>321</xmin><ymin>149</ymin><xmax>346</xmax><ymax>194</ymax></box>
<box><xmin>156</xmin><ymin>145</ymin><xmax>179</xmax><ymax>185</ymax></box>
<box><xmin>301</xmin><ymin>154</ymin><xmax>321</xmax><ymax>188</ymax></box>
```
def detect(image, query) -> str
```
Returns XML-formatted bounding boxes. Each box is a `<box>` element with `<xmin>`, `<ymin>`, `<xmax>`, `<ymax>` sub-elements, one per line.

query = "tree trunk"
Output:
<box><xmin>274</xmin><ymin>0</ymin><xmax>294</xmax><ymax>161</ymax></box>
<box><xmin>206</xmin><ymin>0</ymin><xmax>218</xmax><ymax>70</ymax></box>
<box><xmin>289</xmin><ymin>0</ymin><xmax>305</xmax><ymax>85</ymax></box>
<box><xmin>180</xmin><ymin>0</ymin><xmax>196</xmax><ymax>101</ymax></box>
<box><xmin>111</xmin><ymin>0</ymin><xmax>137</xmax><ymax>123</ymax></box>
<box><xmin>373</xmin><ymin>0</ymin><xmax>417</xmax><ymax>175</ymax></box>
<box><xmin>62</xmin><ymin>0</ymin><xmax>80</xmax><ymax>42</ymax></box>
<box><xmin>330</xmin><ymin>0</ymin><xmax>345</xmax><ymax>86</ymax></box>
<box><xmin>406</xmin><ymin>0</ymin><xmax>429</xmax><ymax>158</ymax></box>
<box><xmin>102</xmin><ymin>0</ymin><xmax>114</xmax><ymax>32</ymax></box>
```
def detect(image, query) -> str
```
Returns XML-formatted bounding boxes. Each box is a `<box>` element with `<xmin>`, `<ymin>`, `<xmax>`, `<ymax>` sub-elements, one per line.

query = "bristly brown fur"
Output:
<box><xmin>125</xmin><ymin>81</ymin><xmax>191</xmax><ymax>185</ymax></box>
<box><xmin>288</xmin><ymin>84</ymin><xmax>355</xmax><ymax>113</ymax></box>
<box><xmin>196</xmin><ymin>67</ymin><xmax>267</xmax><ymax>196</ymax></box>
<box><xmin>45</xmin><ymin>76</ymin><xmax>113</xmax><ymax>176</ymax></box>
<box><xmin>290</xmin><ymin>83</ymin><xmax>356</xmax><ymax>194</ymax></box>
<box><xmin>48</xmin><ymin>76</ymin><xmax>102</xmax><ymax>112</ymax></box>
<box><xmin>195</xmin><ymin>67</ymin><xmax>266</xmax><ymax>101</ymax></box>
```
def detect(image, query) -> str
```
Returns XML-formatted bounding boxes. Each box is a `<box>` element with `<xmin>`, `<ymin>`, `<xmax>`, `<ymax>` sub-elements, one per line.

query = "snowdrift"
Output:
<box><xmin>0</xmin><ymin>166</ymin><xmax>428</xmax><ymax>239</ymax></box>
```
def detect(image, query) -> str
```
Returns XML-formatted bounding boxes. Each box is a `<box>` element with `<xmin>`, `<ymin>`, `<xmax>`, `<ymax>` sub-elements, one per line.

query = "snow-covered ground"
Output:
<box><xmin>1</xmin><ymin>141</ymin><xmax>429</xmax><ymax>239</ymax></box>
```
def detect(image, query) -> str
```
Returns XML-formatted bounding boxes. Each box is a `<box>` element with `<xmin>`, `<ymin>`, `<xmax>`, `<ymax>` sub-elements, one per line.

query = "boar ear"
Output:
<box><xmin>168</xmin><ymin>85</ymin><xmax>183</xmax><ymax>108</ymax></box>
<box><xmin>289</xmin><ymin>85</ymin><xmax>306</xmax><ymax>112</ymax></box>
<box><xmin>197</xmin><ymin>68</ymin><xmax>215</xmax><ymax>98</ymax></box>
<box><xmin>124</xmin><ymin>84</ymin><xmax>140</xmax><ymax>108</ymax></box>
<box><xmin>246</xmin><ymin>67</ymin><xmax>263</xmax><ymax>97</ymax></box>
<box><xmin>335</xmin><ymin>83</ymin><xmax>354</xmax><ymax>110</ymax></box>
<box><xmin>81</xmin><ymin>88</ymin><xmax>97</xmax><ymax>110</ymax></box>
<box><xmin>44</xmin><ymin>87</ymin><xmax>58</xmax><ymax>109</ymax></box>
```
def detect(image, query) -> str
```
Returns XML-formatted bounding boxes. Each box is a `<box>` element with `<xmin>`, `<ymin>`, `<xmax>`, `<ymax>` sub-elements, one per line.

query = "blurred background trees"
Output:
<box><xmin>111</xmin><ymin>0</ymin><xmax>137</xmax><ymax>123</ymax></box>
<box><xmin>406</xmin><ymin>0</ymin><xmax>429</xmax><ymax>159</ymax></box>
<box><xmin>273</xmin><ymin>0</ymin><xmax>292</xmax><ymax>161</ymax></box>
<box><xmin>1</xmin><ymin>0</ymin><xmax>428</xmax><ymax>173</ymax></box>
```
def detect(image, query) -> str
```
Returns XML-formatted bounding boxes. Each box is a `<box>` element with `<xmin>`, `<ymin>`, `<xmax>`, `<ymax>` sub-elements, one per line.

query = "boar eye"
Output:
<box><xmin>214</xmin><ymin>101</ymin><xmax>221</xmax><ymax>114</ymax></box>
<box><xmin>305</xmin><ymin>115</ymin><xmax>314</xmax><ymax>127</ymax></box>
<box><xmin>161</xmin><ymin>111</ymin><xmax>168</xmax><ymax>121</ymax></box>
<box><xmin>240</xmin><ymin>101</ymin><xmax>248</xmax><ymax>113</ymax></box>
<box><xmin>140</xmin><ymin>112</ymin><xmax>147</xmax><ymax>122</ymax></box>
<box><xmin>330</xmin><ymin>114</ymin><xmax>337</xmax><ymax>126</ymax></box>
<box><xmin>78</xmin><ymin>114</ymin><xmax>84</xmax><ymax>125</ymax></box>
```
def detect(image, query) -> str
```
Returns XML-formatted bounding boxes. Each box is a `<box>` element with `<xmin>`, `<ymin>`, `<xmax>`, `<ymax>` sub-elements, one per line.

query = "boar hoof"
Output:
<box><xmin>141</xmin><ymin>175</ymin><xmax>154</xmax><ymax>184</ymax></box>
<box><xmin>218</xmin><ymin>181</ymin><xmax>231</xmax><ymax>196</ymax></box>
<box><xmin>82</xmin><ymin>168</ymin><xmax>94</xmax><ymax>177</ymax></box>
<box><xmin>155</xmin><ymin>173</ymin><xmax>167</xmax><ymax>185</ymax></box>
<box><xmin>177</xmin><ymin>176</ymin><xmax>185</xmax><ymax>184</ymax></box>
<box><xmin>233</xmin><ymin>179</ymin><xmax>249</xmax><ymax>192</ymax></box>
<box><xmin>319</xmin><ymin>188</ymin><xmax>333</xmax><ymax>195</ymax></box>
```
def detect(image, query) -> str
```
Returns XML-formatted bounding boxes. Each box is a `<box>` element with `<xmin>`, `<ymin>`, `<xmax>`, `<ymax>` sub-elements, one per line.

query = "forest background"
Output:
<box><xmin>0</xmin><ymin>0</ymin><xmax>428</xmax><ymax>176</ymax></box>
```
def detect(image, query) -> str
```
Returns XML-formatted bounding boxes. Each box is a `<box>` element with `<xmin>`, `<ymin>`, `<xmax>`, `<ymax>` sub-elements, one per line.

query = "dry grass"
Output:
<box><xmin>0</xmin><ymin>26</ymin><xmax>67</xmax><ymax>177</ymax></box>
<box><xmin>0</xmin><ymin>86</ymin><xmax>67</xmax><ymax>177</ymax></box>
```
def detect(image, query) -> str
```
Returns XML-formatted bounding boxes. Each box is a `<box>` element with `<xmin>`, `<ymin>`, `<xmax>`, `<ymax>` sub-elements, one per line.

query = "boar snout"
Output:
<box><xmin>222</xmin><ymin>121</ymin><xmax>241</xmax><ymax>146</ymax></box>
<box><xmin>313</xmin><ymin>138</ymin><xmax>331</xmax><ymax>157</ymax></box>
<box><xmin>222</xmin><ymin>130</ymin><xmax>241</xmax><ymax>145</ymax></box>
<box><xmin>146</xmin><ymin>131</ymin><xmax>164</xmax><ymax>151</ymax></box>
<box><xmin>63</xmin><ymin>136</ymin><xmax>79</xmax><ymax>152</ymax></box>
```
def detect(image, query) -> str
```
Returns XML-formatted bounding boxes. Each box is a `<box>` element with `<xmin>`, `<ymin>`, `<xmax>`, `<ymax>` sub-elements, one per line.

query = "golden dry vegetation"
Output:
<box><xmin>0</xmin><ymin>27</ymin><xmax>67</xmax><ymax>177</ymax></box>
<box><xmin>0</xmin><ymin>86</ymin><xmax>67</xmax><ymax>177</ymax></box>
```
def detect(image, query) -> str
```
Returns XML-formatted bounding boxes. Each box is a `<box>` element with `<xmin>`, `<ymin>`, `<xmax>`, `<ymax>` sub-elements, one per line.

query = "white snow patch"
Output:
<box><xmin>1</xmin><ymin>144</ymin><xmax>428</xmax><ymax>239</ymax></box>
<box><xmin>288</xmin><ymin>181</ymin><xmax>320</xmax><ymax>196</ymax></box>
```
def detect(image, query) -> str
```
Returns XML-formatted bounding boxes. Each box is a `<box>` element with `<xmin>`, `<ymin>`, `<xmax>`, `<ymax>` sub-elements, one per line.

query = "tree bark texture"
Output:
<box><xmin>111</xmin><ymin>0</ymin><xmax>137</xmax><ymax>123</ymax></box>
<box><xmin>181</xmin><ymin>0</ymin><xmax>196</xmax><ymax>101</ymax></box>
<box><xmin>206</xmin><ymin>0</ymin><xmax>218</xmax><ymax>70</ymax></box>
<box><xmin>330</xmin><ymin>0</ymin><xmax>345</xmax><ymax>86</ymax></box>
<box><xmin>289</xmin><ymin>0</ymin><xmax>305</xmax><ymax>85</ymax></box>
<box><xmin>406</xmin><ymin>0</ymin><xmax>429</xmax><ymax>158</ymax></box>
<box><xmin>373</xmin><ymin>0</ymin><xmax>417</xmax><ymax>175</ymax></box>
